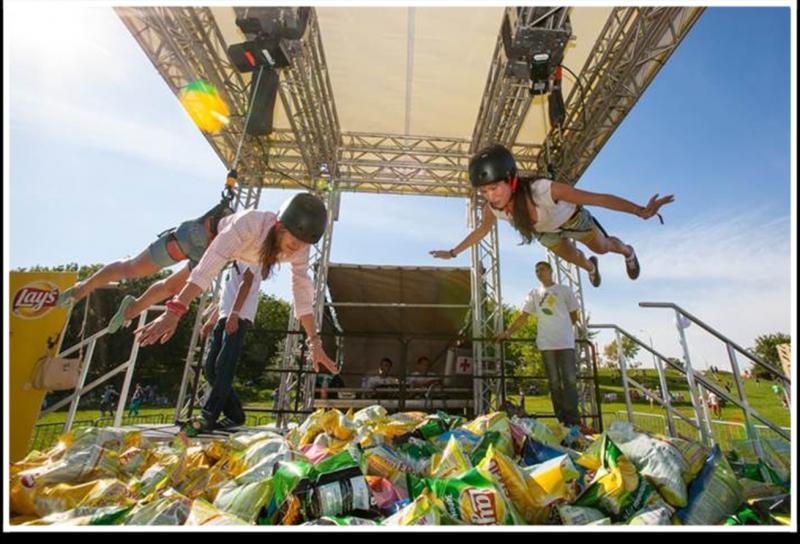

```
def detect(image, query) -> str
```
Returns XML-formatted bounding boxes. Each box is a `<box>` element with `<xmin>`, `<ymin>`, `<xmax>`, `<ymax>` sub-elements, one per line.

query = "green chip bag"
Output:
<box><xmin>573</xmin><ymin>435</ymin><xmax>656</xmax><ymax>520</ymax></box>
<box><xmin>408</xmin><ymin>468</ymin><xmax>522</xmax><ymax>525</ymax></box>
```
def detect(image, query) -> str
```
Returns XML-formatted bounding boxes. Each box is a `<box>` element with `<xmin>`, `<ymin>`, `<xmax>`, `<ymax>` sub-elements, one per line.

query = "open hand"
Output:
<box><xmin>309</xmin><ymin>342</ymin><xmax>339</xmax><ymax>374</ymax></box>
<box><xmin>135</xmin><ymin>312</ymin><xmax>180</xmax><ymax>346</ymax></box>
<box><xmin>639</xmin><ymin>194</ymin><xmax>675</xmax><ymax>223</ymax></box>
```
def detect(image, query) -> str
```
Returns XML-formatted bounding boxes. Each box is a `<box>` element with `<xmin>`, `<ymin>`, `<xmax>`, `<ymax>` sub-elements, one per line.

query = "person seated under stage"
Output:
<box><xmin>362</xmin><ymin>357</ymin><xmax>400</xmax><ymax>390</ymax></box>
<box><xmin>408</xmin><ymin>356</ymin><xmax>442</xmax><ymax>388</ymax></box>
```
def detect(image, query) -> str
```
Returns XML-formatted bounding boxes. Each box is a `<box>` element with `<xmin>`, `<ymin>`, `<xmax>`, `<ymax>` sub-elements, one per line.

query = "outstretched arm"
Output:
<box><xmin>430</xmin><ymin>202</ymin><xmax>497</xmax><ymax>259</ymax></box>
<box><xmin>299</xmin><ymin>313</ymin><xmax>339</xmax><ymax>374</ymax></box>
<box><xmin>551</xmin><ymin>182</ymin><xmax>674</xmax><ymax>222</ymax></box>
<box><xmin>136</xmin><ymin>282</ymin><xmax>204</xmax><ymax>346</ymax></box>
<box><xmin>495</xmin><ymin>312</ymin><xmax>531</xmax><ymax>341</ymax></box>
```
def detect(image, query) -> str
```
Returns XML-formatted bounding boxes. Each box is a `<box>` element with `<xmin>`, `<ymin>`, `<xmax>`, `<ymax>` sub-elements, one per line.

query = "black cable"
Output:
<box><xmin>559</xmin><ymin>64</ymin><xmax>588</xmax><ymax>133</ymax></box>
<box><xmin>265</xmin><ymin>166</ymin><xmax>313</xmax><ymax>191</ymax></box>
<box><xmin>263</xmin><ymin>140</ymin><xmax>314</xmax><ymax>191</ymax></box>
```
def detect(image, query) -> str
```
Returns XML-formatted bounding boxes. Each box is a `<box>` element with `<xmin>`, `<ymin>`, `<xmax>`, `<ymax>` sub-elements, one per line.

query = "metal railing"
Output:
<box><xmin>590</xmin><ymin>323</ymin><xmax>704</xmax><ymax>441</ymax></box>
<box><xmin>592</xmin><ymin>302</ymin><xmax>791</xmax><ymax>481</ymax></box>
<box><xmin>605</xmin><ymin>411</ymin><xmax>790</xmax><ymax>454</ymax></box>
<box><xmin>28</xmin><ymin>414</ymin><xmax>171</xmax><ymax>453</ymax></box>
<box><xmin>38</xmin><ymin>305</ymin><xmax>166</xmax><ymax>432</ymax></box>
<box><xmin>639</xmin><ymin>303</ymin><xmax>790</xmax><ymax>449</ymax></box>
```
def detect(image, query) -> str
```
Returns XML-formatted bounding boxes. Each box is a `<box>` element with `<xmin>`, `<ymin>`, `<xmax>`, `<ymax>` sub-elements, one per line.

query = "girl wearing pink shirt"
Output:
<box><xmin>59</xmin><ymin>193</ymin><xmax>337</xmax><ymax>377</ymax></box>
<box><xmin>134</xmin><ymin>193</ymin><xmax>337</xmax><ymax>372</ymax></box>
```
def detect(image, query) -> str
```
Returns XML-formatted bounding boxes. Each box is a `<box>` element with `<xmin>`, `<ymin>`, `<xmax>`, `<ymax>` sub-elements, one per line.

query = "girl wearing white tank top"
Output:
<box><xmin>430</xmin><ymin>144</ymin><xmax>674</xmax><ymax>287</ymax></box>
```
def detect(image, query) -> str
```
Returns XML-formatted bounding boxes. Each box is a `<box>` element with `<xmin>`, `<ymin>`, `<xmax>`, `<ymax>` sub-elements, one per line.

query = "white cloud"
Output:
<box><xmin>616</xmin><ymin>208</ymin><xmax>791</xmax><ymax>284</ymax></box>
<box><xmin>11</xmin><ymin>90</ymin><xmax>221</xmax><ymax>179</ymax></box>
<box><xmin>338</xmin><ymin>192</ymin><xmax>474</xmax><ymax>248</ymax></box>
<box><xmin>7</xmin><ymin>4</ymin><xmax>127</xmax><ymax>86</ymax></box>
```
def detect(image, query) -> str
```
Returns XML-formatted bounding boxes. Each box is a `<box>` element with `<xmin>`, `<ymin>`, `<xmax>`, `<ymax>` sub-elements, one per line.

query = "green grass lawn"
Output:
<box><xmin>30</xmin><ymin>369</ymin><xmax>788</xmax><ymax>454</ymax></box>
<box><xmin>36</xmin><ymin>403</ymin><xmax>278</xmax><ymax>425</ymax></box>
<box><xmin>36</xmin><ymin>370</ymin><xmax>789</xmax><ymax>427</ymax></box>
<box><xmin>508</xmin><ymin>368</ymin><xmax>791</xmax><ymax>427</ymax></box>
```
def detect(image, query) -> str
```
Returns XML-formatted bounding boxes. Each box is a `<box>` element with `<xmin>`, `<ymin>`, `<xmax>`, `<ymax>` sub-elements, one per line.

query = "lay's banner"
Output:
<box><xmin>9</xmin><ymin>271</ymin><xmax>77</xmax><ymax>462</ymax></box>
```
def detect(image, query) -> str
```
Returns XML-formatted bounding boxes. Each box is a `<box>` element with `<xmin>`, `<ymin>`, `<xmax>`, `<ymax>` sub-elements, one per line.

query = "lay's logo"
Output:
<box><xmin>12</xmin><ymin>282</ymin><xmax>60</xmax><ymax>319</ymax></box>
<box><xmin>466</xmin><ymin>488</ymin><xmax>499</xmax><ymax>524</ymax></box>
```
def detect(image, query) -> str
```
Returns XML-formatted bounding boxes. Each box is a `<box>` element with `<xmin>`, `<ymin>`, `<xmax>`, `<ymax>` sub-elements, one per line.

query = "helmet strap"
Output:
<box><xmin>509</xmin><ymin>175</ymin><xmax>518</xmax><ymax>192</ymax></box>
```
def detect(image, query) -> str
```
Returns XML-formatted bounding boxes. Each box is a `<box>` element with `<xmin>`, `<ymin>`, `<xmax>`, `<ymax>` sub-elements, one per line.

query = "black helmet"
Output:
<box><xmin>468</xmin><ymin>144</ymin><xmax>517</xmax><ymax>188</ymax></box>
<box><xmin>277</xmin><ymin>193</ymin><xmax>327</xmax><ymax>244</ymax></box>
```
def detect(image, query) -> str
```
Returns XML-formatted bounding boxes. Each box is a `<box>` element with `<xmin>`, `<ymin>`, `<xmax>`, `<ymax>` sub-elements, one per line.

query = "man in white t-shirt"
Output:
<box><xmin>193</xmin><ymin>262</ymin><xmax>262</xmax><ymax>434</ymax></box>
<box><xmin>496</xmin><ymin>261</ymin><xmax>581</xmax><ymax>426</ymax></box>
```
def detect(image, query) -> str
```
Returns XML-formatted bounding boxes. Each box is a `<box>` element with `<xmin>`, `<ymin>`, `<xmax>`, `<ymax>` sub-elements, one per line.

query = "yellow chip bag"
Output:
<box><xmin>477</xmin><ymin>444</ymin><xmax>545</xmax><ymax>524</ymax></box>
<box><xmin>524</xmin><ymin>454</ymin><xmax>582</xmax><ymax>507</ymax></box>
<box><xmin>185</xmin><ymin>498</ymin><xmax>250</xmax><ymax>525</ymax></box>
<box><xmin>383</xmin><ymin>494</ymin><xmax>442</xmax><ymax>525</ymax></box>
<box><xmin>430</xmin><ymin>435</ymin><xmax>472</xmax><ymax>479</ymax></box>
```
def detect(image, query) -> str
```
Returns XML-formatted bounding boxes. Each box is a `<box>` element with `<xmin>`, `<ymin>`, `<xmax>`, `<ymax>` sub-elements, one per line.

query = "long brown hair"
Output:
<box><xmin>259</xmin><ymin>224</ymin><xmax>282</xmax><ymax>280</ymax></box>
<box><xmin>507</xmin><ymin>175</ymin><xmax>539</xmax><ymax>245</ymax></box>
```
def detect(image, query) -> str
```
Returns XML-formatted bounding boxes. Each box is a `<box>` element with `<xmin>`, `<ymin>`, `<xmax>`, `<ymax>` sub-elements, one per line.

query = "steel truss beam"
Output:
<box><xmin>465</xmin><ymin>7</ymin><xmax>574</xmax><ymax>413</ymax></box>
<box><xmin>469</xmin><ymin>196</ymin><xmax>505</xmax><ymax>415</ymax></box>
<box><xmin>115</xmin><ymin>6</ymin><xmax>271</xmax><ymax>184</ymax></box>
<box><xmin>277</xmin><ymin>8</ymin><xmax>341</xmax><ymax>184</ymax></box>
<box><xmin>116</xmin><ymin>6</ymin><xmax>706</xmax><ymax>421</ymax></box>
<box><xmin>259</xmin><ymin>131</ymin><xmax>542</xmax><ymax>196</ymax></box>
<box><xmin>471</xmin><ymin>6</ymin><xmax>572</xmax><ymax>152</ymax></box>
<box><xmin>276</xmin><ymin>185</ymin><xmax>339</xmax><ymax>429</ymax></box>
<box><xmin>174</xmin><ymin>184</ymin><xmax>264</xmax><ymax>422</ymax></box>
<box><xmin>544</xmin><ymin>7</ymin><xmax>704</xmax><ymax>184</ymax></box>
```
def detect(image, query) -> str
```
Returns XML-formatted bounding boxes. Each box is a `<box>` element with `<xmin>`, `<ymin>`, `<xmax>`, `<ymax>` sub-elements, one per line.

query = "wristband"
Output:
<box><xmin>165</xmin><ymin>300</ymin><xmax>188</xmax><ymax>318</ymax></box>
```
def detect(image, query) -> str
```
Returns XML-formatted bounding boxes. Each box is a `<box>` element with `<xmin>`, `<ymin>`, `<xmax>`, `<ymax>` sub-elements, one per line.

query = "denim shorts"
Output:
<box><xmin>147</xmin><ymin>218</ymin><xmax>210</xmax><ymax>269</ymax></box>
<box><xmin>537</xmin><ymin>207</ymin><xmax>600</xmax><ymax>249</ymax></box>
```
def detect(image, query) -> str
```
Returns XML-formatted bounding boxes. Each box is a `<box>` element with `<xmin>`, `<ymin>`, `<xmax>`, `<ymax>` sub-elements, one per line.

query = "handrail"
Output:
<box><xmin>38</xmin><ymin>305</ymin><xmax>165</xmax><ymax>432</ymax></box>
<box><xmin>590</xmin><ymin>320</ymin><xmax>790</xmax><ymax>451</ymax></box>
<box><xmin>639</xmin><ymin>302</ymin><xmax>790</xmax><ymax>384</ymax></box>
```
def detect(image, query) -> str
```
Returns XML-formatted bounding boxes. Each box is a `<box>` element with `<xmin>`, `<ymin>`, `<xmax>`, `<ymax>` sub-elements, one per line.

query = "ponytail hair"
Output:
<box><xmin>259</xmin><ymin>224</ymin><xmax>282</xmax><ymax>280</ymax></box>
<box><xmin>508</xmin><ymin>176</ymin><xmax>539</xmax><ymax>245</ymax></box>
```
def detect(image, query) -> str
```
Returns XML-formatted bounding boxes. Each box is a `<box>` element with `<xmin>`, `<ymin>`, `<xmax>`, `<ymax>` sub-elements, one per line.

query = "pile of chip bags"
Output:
<box><xmin>9</xmin><ymin>408</ymin><xmax>790</xmax><ymax>526</ymax></box>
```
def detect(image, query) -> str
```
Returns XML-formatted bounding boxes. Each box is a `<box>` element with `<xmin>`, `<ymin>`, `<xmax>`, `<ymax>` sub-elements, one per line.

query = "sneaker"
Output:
<box><xmin>217</xmin><ymin>416</ymin><xmax>245</xmax><ymax>430</ymax></box>
<box><xmin>587</xmin><ymin>256</ymin><xmax>601</xmax><ymax>287</ymax></box>
<box><xmin>625</xmin><ymin>246</ymin><xmax>640</xmax><ymax>280</ymax></box>
<box><xmin>107</xmin><ymin>295</ymin><xmax>136</xmax><ymax>334</ymax></box>
<box><xmin>181</xmin><ymin>415</ymin><xmax>215</xmax><ymax>438</ymax></box>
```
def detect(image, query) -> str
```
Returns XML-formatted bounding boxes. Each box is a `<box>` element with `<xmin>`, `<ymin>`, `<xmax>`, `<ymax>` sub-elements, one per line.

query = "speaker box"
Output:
<box><xmin>245</xmin><ymin>67</ymin><xmax>280</xmax><ymax>136</ymax></box>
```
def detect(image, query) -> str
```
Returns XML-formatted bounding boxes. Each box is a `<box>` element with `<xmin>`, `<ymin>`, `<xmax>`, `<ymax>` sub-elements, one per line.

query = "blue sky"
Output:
<box><xmin>6</xmin><ymin>3</ymin><xmax>795</xmax><ymax>372</ymax></box>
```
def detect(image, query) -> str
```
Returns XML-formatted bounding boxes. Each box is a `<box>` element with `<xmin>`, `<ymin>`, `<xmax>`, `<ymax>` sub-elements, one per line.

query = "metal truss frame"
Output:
<box><xmin>115</xmin><ymin>6</ymin><xmax>705</xmax><ymax>423</ymax></box>
<box><xmin>543</xmin><ymin>7</ymin><xmax>705</xmax><ymax>184</ymax></box>
<box><xmin>469</xmin><ymin>195</ymin><xmax>505</xmax><ymax>415</ymax></box>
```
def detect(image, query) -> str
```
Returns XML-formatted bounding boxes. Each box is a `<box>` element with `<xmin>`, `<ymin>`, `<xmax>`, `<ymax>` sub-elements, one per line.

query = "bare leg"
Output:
<box><xmin>582</xmin><ymin>229</ymin><xmax>640</xmax><ymax>279</ymax></box>
<box><xmin>70</xmin><ymin>249</ymin><xmax>161</xmax><ymax>301</ymax></box>
<box><xmin>549</xmin><ymin>238</ymin><xmax>594</xmax><ymax>272</ymax></box>
<box><xmin>581</xmin><ymin>229</ymin><xmax>634</xmax><ymax>258</ymax></box>
<box><xmin>125</xmin><ymin>266</ymin><xmax>191</xmax><ymax>320</ymax></box>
